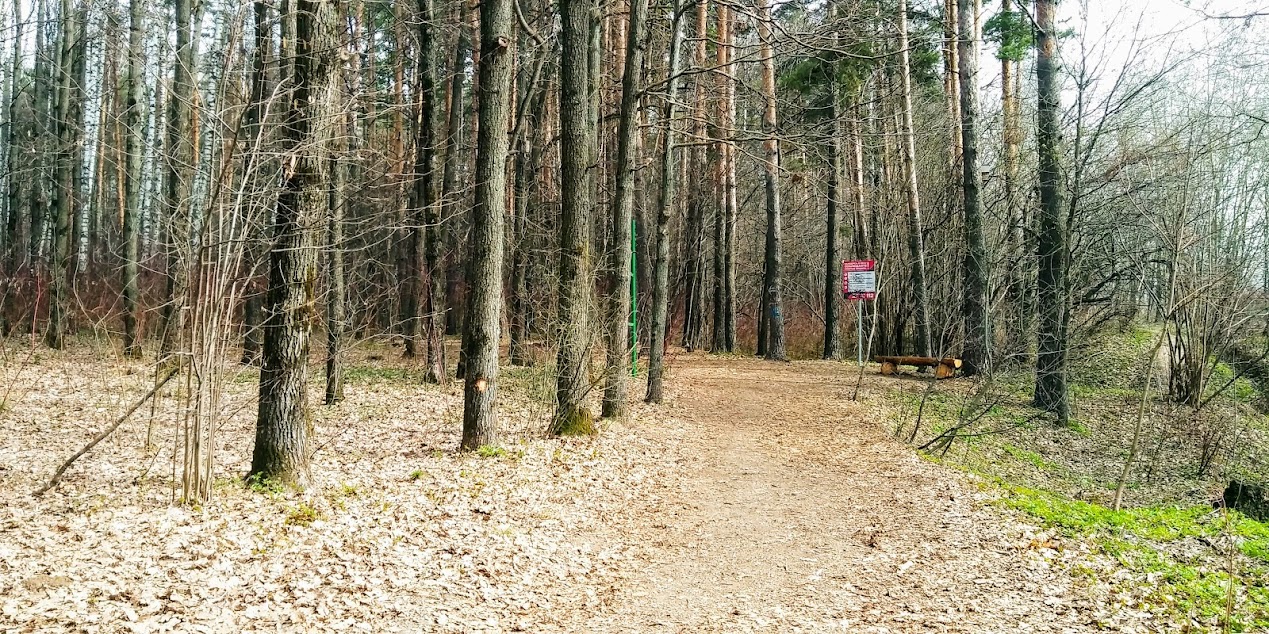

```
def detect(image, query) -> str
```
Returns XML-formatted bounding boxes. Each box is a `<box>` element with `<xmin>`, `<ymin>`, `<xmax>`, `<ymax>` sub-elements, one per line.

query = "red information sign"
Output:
<box><xmin>842</xmin><ymin>260</ymin><xmax>876</xmax><ymax>300</ymax></box>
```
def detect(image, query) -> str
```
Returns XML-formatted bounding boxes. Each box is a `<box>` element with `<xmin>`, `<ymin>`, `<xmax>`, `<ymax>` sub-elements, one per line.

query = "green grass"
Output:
<box><xmin>1001</xmin><ymin>444</ymin><xmax>1056</xmax><ymax>471</ymax></box>
<box><xmin>476</xmin><ymin>444</ymin><xmax>523</xmax><ymax>459</ymax></box>
<box><xmin>285</xmin><ymin>502</ymin><xmax>322</xmax><ymax>527</ymax></box>
<box><xmin>245</xmin><ymin>473</ymin><xmax>287</xmax><ymax>497</ymax></box>
<box><xmin>996</xmin><ymin>483</ymin><xmax>1269</xmax><ymax>630</ymax></box>
<box><xmin>1210</xmin><ymin>362</ymin><xmax>1260</xmax><ymax>403</ymax></box>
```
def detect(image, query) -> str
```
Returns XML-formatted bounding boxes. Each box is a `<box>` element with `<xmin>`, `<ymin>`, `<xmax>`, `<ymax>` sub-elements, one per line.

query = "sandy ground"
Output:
<box><xmin>0</xmin><ymin>348</ymin><xmax>1131</xmax><ymax>633</ymax></box>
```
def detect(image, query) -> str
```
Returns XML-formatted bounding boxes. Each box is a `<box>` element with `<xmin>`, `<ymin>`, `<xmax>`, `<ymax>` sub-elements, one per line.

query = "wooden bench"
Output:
<box><xmin>874</xmin><ymin>355</ymin><xmax>963</xmax><ymax>379</ymax></box>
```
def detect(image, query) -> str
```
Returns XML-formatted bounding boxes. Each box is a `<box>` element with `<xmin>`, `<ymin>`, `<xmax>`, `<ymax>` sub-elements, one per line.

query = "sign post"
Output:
<box><xmin>842</xmin><ymin>260</ymin><xmax>877</xmax><ymax>366</ymax></box>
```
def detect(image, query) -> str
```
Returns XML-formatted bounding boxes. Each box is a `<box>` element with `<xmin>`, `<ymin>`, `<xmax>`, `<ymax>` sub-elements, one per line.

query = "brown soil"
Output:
<box><xmin>584</xmin><ymin>354</ymin><xmax>1100</xmax><ymax>633</ymax></box>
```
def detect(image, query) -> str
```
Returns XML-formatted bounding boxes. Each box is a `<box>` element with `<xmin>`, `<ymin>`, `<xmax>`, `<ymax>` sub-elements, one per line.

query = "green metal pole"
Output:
<box><xmin>630</xmin><ymin>217</ymin><xmax>639</xmax><ymax>376</ymax></box>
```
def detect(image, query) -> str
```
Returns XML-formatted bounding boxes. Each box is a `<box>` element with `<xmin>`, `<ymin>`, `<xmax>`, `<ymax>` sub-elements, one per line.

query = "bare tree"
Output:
<box><xmin>602</xmin><ymin>0</ymin><xmax>648</xmax><ymax>419</ymax></box>
<box><xmin>1032</xmin><ymin>0</ymin><xmax>1070</xmax><ymax>424</ymax></box>
<box><xmin>460</xmin><ymin>0</ymin><xmax>514</xmax><ymax>449</ymax></box>
<box><xmin>250</xmin><ymin>0</ymin><xmax>338</xmax><ymax>485</ymax></box>
<box><xmin>757</xmin><ymin>0</ymin><xmax>786</xmax><ymax>361</ymax></box>
<box><xmin>646</xmin><ymin>0</ymin><xmax>685</xmax><ymax>404</ymax></box>
<box><xmin>958</xmin><ymin>0</ymin><xmax>988</xmax><ymax>375</ymax></box>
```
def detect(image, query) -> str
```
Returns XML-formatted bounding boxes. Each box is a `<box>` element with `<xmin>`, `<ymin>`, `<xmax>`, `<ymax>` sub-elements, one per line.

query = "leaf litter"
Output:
<box><xmin>0</xmin><ymin>347</ymin><xmax>1152</xmax><ymax>632</ymax></box>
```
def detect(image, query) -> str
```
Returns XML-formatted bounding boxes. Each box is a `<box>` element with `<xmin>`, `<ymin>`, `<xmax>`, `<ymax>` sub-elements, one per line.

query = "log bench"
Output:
<box><xmin>874</xmin><ymin>355</ymin><xmax>963</xmax><ymax>379</ymax></box>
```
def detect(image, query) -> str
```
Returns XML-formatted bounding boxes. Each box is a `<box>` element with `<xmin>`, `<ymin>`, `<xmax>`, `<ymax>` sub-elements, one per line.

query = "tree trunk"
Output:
<box><xmin>897</xmin><ymin>0</ymin><xmax>931</xmax><ymax>358</ymax></box>
<box><xmin>942</xmin><ymin>0</ymin><xmax>961</xmax><ymax>174</ymax></box>
<box><xmin>958</xmin><ymin>0</ymin><xmax>988</xmax><ymax>375</ymax></box>
<box><xmin>460</xmin><ymin>0</ymin><xmax>513</xmax><ymax>449</ymax></box>
<box><xmin>601</xmin><ymin>0</ymin><xmax>648</xmax><ymax>419</ymax></box>
<box><xmin>721</xmin><ymin>5</ymin><xmax>736</xmax><ymax>353</ymax></box>
<box><xmin>1000</xmin><ymin>0</ymin><xmax>1030</xmax><ymax>361</ymax></box>
<box><xmin>645</xmin><ymin>0</ymin><xmax>684</xmax><ymax>404</ymax></box>
<box><xmin>757</xmin><ymin>0</ymin><xmax>786</xmax><ymax>361</ymax></box>
<box><xmin>509</xmin><ymin>64</ymin><xmax>550</xmax><ymax>367</ymax></box>
<box><xmin>252</xmin><ymin>0</ymin><xmax>335</xmax><ymax>485</ymax></box>
<box><xmin>440</xmin><ymin>2</ymin><xmax>469</xmax><ymax>338</ymax></box>
<box><xmin>823</xmin><ymin>0</ymin><xmax>844</xmax><ymax>361</ymax></box>
<box><xmin>241</xmin><ymin>0</ymin><xmax>274</xmax><ymax>366</ymax></box>
<box><xmin>325</xmin><ymin>141</ymin><xmax>346</xmax><ymax>405</ymax></box>
<box><xmin>120</xmin><ymin>0</ymin><xmax>146</xmax><ymax>357</ymax></box>
<box><xmin>710</xmin><ymin>1</ymin><xmax>729</xmax><ymax>354</ymax></box>
<box><xmin>410</xmin><ymin>0</ymin><xmax>444</xmax><ymax>384</ymax></box>
<box><xmin>46</xmin><ymin>1</ymin><xmax>85</xmax><ymax>350</ymax></box>
<box><xmin>1032</xmin><ymin>0</ymin><xmax>1070</xmax><ymax>424</ymax></box>
<box><xmin>158</xmin><ymin>0</ymin><xmax>198</xmax><ymax>360</ymax></box>
<box><xmin>554</xmin><ymin>0</ymin><xmax>597</xmax><ymax>433</ymax></box>
<box><xmin>394</xmin><ymin>5</ymin><xmax>420</xmax><ymax>359</ymax></box>
<box><xmin>681</xmin><ymin>0</ymin><xmax>709</xmax><ymax>353</ymax></box>
<box><xmin>2</xmin><ymin>0</ymin><xmax>24</xmax><ymax>335</ymax></box>
<box><xmin>29</xmin><ymin>0</ymin><xmax>49</xmax><ymax>266</ymax></box>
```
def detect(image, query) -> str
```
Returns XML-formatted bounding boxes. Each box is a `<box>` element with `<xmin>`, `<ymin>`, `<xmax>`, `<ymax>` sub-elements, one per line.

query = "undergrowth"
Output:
<box><xmin>885</xmin><ymin>323</ymin><xmax>1269</xmax><ymax>631</ymax></box>
<box><xmin>995</xmin><ymin>482</ymin><xmax>1269</xmax><ymax>631</ymax></box>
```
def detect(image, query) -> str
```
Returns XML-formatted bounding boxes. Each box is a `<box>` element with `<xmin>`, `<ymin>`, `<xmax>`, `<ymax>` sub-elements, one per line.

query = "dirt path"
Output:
<box><xmin>586</xmin><ymin>356</ymin><xmax>1095</xmax><ymax>633</ymax></box>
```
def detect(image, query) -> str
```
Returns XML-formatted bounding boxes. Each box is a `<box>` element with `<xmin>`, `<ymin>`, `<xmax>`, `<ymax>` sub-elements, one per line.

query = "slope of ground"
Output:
<box><xmin>2</xmin><ymin>344</ymin><xmax>1145</xmax><ymax>632</ymax></box>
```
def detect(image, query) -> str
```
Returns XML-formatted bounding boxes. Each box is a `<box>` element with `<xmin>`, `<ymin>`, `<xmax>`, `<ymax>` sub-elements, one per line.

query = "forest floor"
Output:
<box><xmin>0</xmin><ymin>342</ymin><xmax>1175</xmax><ymax>633</ymax></box>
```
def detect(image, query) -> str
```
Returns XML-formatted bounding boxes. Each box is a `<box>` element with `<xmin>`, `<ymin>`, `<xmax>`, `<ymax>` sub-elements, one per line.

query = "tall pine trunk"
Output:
<box><xmin>822</xmin><ymin>0</ymin><xmax>844</xmax><ymax>361</ymax></box>
<box><xmin>410</xmin><ymin>0</ymin><xmax>443</xmax><ymax>384</ymax></box>
<box><xmin>251</xmin><ymin>0</ymin><xmax>336</xmax><ymax>485</ymax></box>
<box><xmin>46</xmin><ymin>1</ymin><xmax>85</xmax><ymax>350</ymax></box>
<box><xmin>2</xmin><ymin>0</ymin><xmax>24</xmax><ymax>335</ymax></box>
<box><xmin>897</xmin><ymin>0</ymin><xmax>931</xmax><ymax>358</ymax></box>
<box><xmin>120</xmin><ymin>0</ymin><xmax>146</xmax><ymax>357</ymax></box>
<box><xmin>158</xmin><ymin>0</ymin><xmax>198</xmax><ymax>360</ymax></box>
<box><xmin>440</xmin><ymin>3</ymin><xmax>469</xmax><ymax>338</ymax></box>
<box><xmin>958</xmin><ymin>0</ymin><xmax>988</xmax><ymax>375</ymax></box>
<box><xmin>681</xmin><ymin>0</ymin><xmax>709</xmax><ymax>353</ymax></box>
<box><xmin>1001</xmin><ymin>0</ymin><xmax>1030</xmax><ymax>361</ymax></box>
<box><xmin>460</xmin><ymin>0</ymin><xmax>513</xmax><ymax>449</ymax></box>
<box><xmin>645</xmin><ymin>0</ymin><xmax>684</xmax><ymax>403</ymax></box>
<box><xmin>757</xmin><ymin>0</ymin><xmax>786</xmax><ymax>361</ymax></box>
<box><xmin>721</xmin><ymin>5</ymin><xmax>737</xmax><ymax>352</ymax></box>
<box><xmin>601</xmin><ymin>0</ymin><xmax>647</xmax><ymax>419</ymax></box>
<box><xmin>1033</xmin><ymin>0</ymin><xmax>1069</xmax><ymax>424</ymax></box>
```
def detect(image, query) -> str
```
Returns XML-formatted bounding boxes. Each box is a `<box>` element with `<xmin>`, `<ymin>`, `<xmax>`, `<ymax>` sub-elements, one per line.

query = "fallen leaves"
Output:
<box><xmin>0</xmin><ymin>346</ymin><xmax>682</xmax><ymax>633</ymax></box>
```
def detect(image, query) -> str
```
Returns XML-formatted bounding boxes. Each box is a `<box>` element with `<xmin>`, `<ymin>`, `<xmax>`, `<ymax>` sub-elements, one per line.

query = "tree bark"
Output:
<box><xmin>823</xmin><ymin>0</ymin><xmax>844</xmax><ymax>361</ymax></box>
<box><xmin>897</xmin><ymin>0</ymin><xmax>932</xmax><ymax>358</ymax></box>
<box><xmin>2</xmin><ymin>0</ymin><xmax>24</xmax><ymax>335</ymax></box>
<box><xmin>1032</xmin><ymin>0</ymin><xmax>1070</xmax><ymax>424</ymax></box>
<box><xmin>411</xmin><ymin>0</ymin><xmax>444</xmax><ymax>384</ymax></box>
<box><xmin>460</xmin><ymin>0</ymin><xmax>513</xmax><ymax>449</ymax></box>
<box><xmin>1000</xmin><ymin>0</ymin><xmax>1030</xmax><ymax>361</ymax></box>
<box><xmin>46</xmin><ymin>1</ymin><xmax>85</xmax><ymax>350</ymax></box>
<box><xmin>757</xmin><ymin>0</ymin><xmax>786</xmax><ymax>361</ymax></box>
<box><xmin>440</xmin><ymin>2</ymin><xmax>469</xmax><ymax>338</ymax></box>
<box><xmin>554</xmin><ymin>0</ymin><xmax>597</xmax><ymax>432</ymax></box>
<box><xmin>958</xmin><ymin>0</ymin><xmax>988</xmax><ymax>375</ymax></box>
<box><xmin>681</xmin><ymin>0</ymin><xmax>709</xmax><ymax>353</ymax></box>
<box><xmin>157</xmin><ymin>0</ymin><xmax>198</xmax><ymax>360</ymax></box>
<box><xmin>645</xmin><ymin>0</ymin><xmax>684</xmax><ymax>404</ymax></box>
<box><xmin>721</xmin><ymin>6</ymin><xmax>736</xmax><ymax>353</ymax></box>
<box><xmin>120</xmin><ymin>0</ymin><xmax>146</xmax><ymax>357</ymax></box>
<box><xmin>710</xmin><ymin>0</ymin><xmax>729</xmax><ymax>354</ymax></box>
<box><xmin>250</xmin><ymin>0</ymin><xmax>336</xmax><ymax>486</ymax></box>
<box><xmin>601</xmin><ymin>0</ymin><xmax>648</xmax><ymax>419</ymax></box>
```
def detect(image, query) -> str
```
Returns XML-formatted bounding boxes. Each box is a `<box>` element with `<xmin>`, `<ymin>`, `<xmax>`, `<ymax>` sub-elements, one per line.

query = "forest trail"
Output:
<box><xmin>586</xmin><ymin>355</ymin><xmax>1094</xmax><ymax>633</ymax></box>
